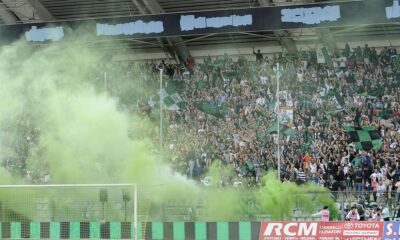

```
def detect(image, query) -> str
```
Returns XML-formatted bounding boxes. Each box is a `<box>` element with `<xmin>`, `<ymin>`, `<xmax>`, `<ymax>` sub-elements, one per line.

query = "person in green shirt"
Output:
<box><xmin>351</xmin><ymin>154</ymin><xmax>363</xmax><ymax>169</ymax></box>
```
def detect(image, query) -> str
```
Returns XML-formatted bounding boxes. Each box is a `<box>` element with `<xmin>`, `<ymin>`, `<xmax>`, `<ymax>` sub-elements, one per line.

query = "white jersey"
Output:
<box><xmin>346</xmin><ymin>211</ymin><xmax>360</xmax><ymax>221</ymax></box>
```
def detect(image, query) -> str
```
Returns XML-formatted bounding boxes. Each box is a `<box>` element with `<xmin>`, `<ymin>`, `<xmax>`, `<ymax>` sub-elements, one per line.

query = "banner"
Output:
<box><xmin>343</xmin><ymin>125</ymin><xmax>382</xmax><ymax>151</ymax></box>
<box><xmin>0</xmin><ymin>1</ymin><xmax>397</xmax><ymax>44</ymax></box>
<box><xmin>159</xmin><ymin>86</ymin><xmax>186</xmax><ymax>110</ymax></box>
<box><xmin>316</xmin><ymin>47</ymin><xmax>329</xmax><ymax>64</ymax></box>
<box><xmin>259</xmin><ymin>222</ymin><xmax>384</xmax><ymax>240</ymax></box>
<box><xmin>276</xmin><ymin>91</ymin><xmax>294</xmax><ymax>126</ymax></box>
<box><xmin>383</xmin><ymin>222</ymin><xmax>400</xmax><ymax>240</ymax></box>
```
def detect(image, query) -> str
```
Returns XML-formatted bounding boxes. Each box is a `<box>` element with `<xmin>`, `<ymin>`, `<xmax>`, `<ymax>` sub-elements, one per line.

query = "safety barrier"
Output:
<box><xmin>0</xmin><ymin>221</ymin><xmax>399</xmax><ymax>239</ymax></box>
<box><xmin>0</xmin><ymin>222</ymin><xmax>259</xmax><ymax>239</ymax></box>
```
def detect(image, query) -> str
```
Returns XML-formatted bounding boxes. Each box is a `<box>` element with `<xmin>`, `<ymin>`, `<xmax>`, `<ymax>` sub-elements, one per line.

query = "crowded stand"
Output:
<box><xmin>155</xmin><ymin>44</ymin><xmax>400</xmax><ymax>211</ymax></box>
<box><xmin>3</xmin><ymin>43</ymin><xmax>400</xmax><ymax>218</ymax></box>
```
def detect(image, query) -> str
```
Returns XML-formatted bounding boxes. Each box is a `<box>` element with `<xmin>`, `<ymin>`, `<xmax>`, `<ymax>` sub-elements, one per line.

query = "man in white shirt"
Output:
<box><xmin>382</xmin><ymin>205</ymin><xmax>391</xmax><ymax>221</ymax></box>
<box><xmin>310</xmin><ymin>162</ymin><xmax>317</xmax><ymax>174</ymax></box>
<box><xmin>260</xmin><ymin>75</ymin><xmax>268</xmax><ymax>85</ymax></box>
<box><xmin>370</xmin><ymin>169</ymin><xmax>383</xmax><ymax>181</ymax></box>
<box><xmin>346</xmin><ymin>206</ymin><xmax>360</xmax><ymax>221</ymax></box>
<box><xmin>256</xmin><ymin>97</ymin><xmax>266</xmax><ymax>106</ymax></box>
<box><xmin>377</xmin><ymin>181</ymin><xmax>387</xmax><ymax>206</ymax></box>
<box><xmin>311</xmin><ymin>206</ymin><xmax>330</xmax><ymax>222</ymax></box>
<box><xmin>395</xmin><ymin>180</ymin><xmax>400</xmax><ymax>203</ymax></box>
<box><xmin>372</xmin><ymin>208</ymin><xmax>382</xmax><ymax>221</ymax></box>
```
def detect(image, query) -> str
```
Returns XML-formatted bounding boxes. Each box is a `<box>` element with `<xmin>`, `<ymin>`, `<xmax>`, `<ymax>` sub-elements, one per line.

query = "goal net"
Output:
<box><xmin>0</xmin><ymin>184</ymin><xmax>138</xmax><ymax>239</ymax></box>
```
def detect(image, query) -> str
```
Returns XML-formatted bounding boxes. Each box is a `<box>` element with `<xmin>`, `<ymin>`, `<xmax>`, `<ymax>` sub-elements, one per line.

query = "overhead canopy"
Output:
<box><xmin>1</xmin><ymin>0</ymin><xmax>400</xmax><ymax>60</ymax></box>
<box><xmin>0</xmin><ymin>0</ymin><xmax>397</xmax><ymax>44</ymax></box>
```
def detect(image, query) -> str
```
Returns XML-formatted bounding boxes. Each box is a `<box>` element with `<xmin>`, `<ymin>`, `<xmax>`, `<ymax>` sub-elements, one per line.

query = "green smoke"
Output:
<box><xmin>257</xmin><ymin>172</ymin><xmax>338</xmax><ymax>220</ymax></box>
<box><xmin>0</xmin><ymin>33</ymin><xmax>337</xmax><ymax>222</ymax></box>
<box><xmin>0</xmin><ymin>37</ymin><xmax>201</xmax><ymax>221</ymax></box>
<box><xmin>203</xmin><ymin>163</ymin><xmax>338</xmax><ymax>221</ymax></box>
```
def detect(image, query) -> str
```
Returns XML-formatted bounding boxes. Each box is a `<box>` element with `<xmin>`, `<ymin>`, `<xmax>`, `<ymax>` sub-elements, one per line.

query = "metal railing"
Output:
<box><xmin>157</xmin><ymin>190</ymin><xmax>398</xmax><ymax>222</ymax></box>
<box><xmin>0</xmin><ymin>188</ymin><xmax>397</xmax><ymax>222</ymax></box>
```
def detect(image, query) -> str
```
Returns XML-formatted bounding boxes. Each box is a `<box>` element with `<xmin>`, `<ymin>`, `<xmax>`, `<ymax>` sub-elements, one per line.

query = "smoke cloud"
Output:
<box><xmin>0</xmin><ymin>33</ymin><xmax>336</xmax><ymax>221</ymax></box>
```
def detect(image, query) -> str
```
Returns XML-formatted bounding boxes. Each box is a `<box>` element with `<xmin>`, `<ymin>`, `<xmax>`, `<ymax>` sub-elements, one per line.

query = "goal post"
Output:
<box><xmin>0</xmin><ymin>183</ymin><xmax>138</xmax><ymax>240</ymax></box>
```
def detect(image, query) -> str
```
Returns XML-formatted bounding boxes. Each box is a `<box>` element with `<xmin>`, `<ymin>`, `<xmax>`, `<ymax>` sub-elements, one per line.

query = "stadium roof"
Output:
<box><xmin>2</xmin><ymin>0</ymin><xmax>331</xmax><ymax>21</ymax></box>
<box><xmin>1</xmin><ymin>0</ymin><xmax>399</xmax><ymax>61</ymax></box>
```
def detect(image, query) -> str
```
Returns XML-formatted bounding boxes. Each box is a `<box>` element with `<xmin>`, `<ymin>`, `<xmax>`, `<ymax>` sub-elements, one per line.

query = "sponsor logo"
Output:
<box><xmin>384</xmin><ymin>222</ymin><xmax>400</xmax><ymax>239</ymax></box>
<box><xmin>260</xmin><ymin>222</ymin><xmax>383</xmax><ymax>240</ymax></box>
<box><xmin>262</xmin><ymin>222</ymin><xmax>318</xmax><ymax>237</ymax></box>
<box><xmin>344</xmin><ymin>223</ymin><xmax>354</xmax><ymax>229</ymax></box>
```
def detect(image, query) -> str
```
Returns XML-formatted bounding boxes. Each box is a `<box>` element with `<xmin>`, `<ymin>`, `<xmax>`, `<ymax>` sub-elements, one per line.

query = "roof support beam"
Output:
<box><xmin>138</xmin><ymin>0</ymin><xmax>192</xmax><ymax>63</ymax></box>
<box><xmin>318</xmin><ymin>28</ymin><xmax>337</xmax><ymax>52</ymax></box>
<box><xmin>302</xmin><ymin>0</ymin><xmax>337</xmax><ymax>52</ymax></box>
<box><xmin>258</xmin><ymin>0</ymin><xmax>271</xmax><ymax>6</ymax></box>
<box><xmin>142</xmin><ymin>0</ymin><xmax>163</xmax><ymax>13</ymax></box>
<box><xmin>0</xmin><ymin>1</ymin><xmax>18</xmax><ymax>24</ymax></box>
<box><xmin>261</xmin><ymin>0</ymin><xmax>336</xmax><ymax>52</ymax></box>
<box><xmin>132</xmin><ymin>0</ymin><xmax>178</xmax><ymax>61</ymax></box>
<box><xmin>26</xmin><ymin>0</ymin><xmax>54</xmax><ymax>21</ymax></box>
<box><xmin>1</xmin><ymin>0</ymin><xmax>54</xmax><ymax>22</ymax></box>
<box><xmin>275</xmin><ymin>29</ymin><xmax>298</xmax><ymax>53</ymax></box>
<box><xmin>258</xmin><ymin>0</ymin><xmax>298</xmax><ymax>53</ymax></box>
<box><xmin>132</xmin><ymin>0</ymin><xmax>150</xmax><ymax>14</ymax></box>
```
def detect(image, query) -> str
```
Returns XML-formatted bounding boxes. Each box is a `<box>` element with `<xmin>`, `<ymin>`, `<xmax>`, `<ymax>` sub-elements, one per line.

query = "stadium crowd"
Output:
<box><xmin>3</xmin><ymin>43</ymin><xmax>400</xmax><ymax>214</ymax></box>
<box><xmin>153</xmin><ymin>44</ymin><xmax>400</xmax><ymax>210</ymax></box>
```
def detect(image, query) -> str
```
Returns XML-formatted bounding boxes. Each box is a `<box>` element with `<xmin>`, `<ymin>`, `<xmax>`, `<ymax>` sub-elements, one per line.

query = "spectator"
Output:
<box><xmin>357</xmin><ymin>204</ymin><xmax>366</xmax><ymax>221</ymax></box>
<box><xmin>346</xmin><ymin>206</ymin><xmax>360</xmax><ymax>221</ymax></box>
<box><xmin>395</xmin><ymin>179</ymin><xmax>400</xmax><ymax>203</ymax></box>
<box><xmin>371</xmin><ymin>208</ymin><xmax>382</xmax><ymax>221</ymax></box>
<box><xmin>253</xmin><ymin>47</ymin><xmax>263</xmax><ymax>64</ymax></box>
<box><xmin>354</xmin><ymin>166</ymin><xmax>363</xmax><ymax>196</ymax></box>
<box><xmin>310</xmin><ymin>206</ymin><xmax>330</xmax><ymax>221</ymax></box>
<box><xmin>5</xmin><ymin>43</ymin><xmax>400</xmax><ymax>215</ymax></box>
<box><xmin>382</xmin><ymin>205</ymin><xmax>391</xmax><ymax>221</ymax></box>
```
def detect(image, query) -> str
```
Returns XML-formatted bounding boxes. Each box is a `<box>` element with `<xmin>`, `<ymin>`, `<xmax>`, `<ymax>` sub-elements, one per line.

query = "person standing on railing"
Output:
<box><xmin>377</xmin><ymin>180</ymin><xmax>386</xmax><ymax>206</ymax></box>
<box><xmin>353</xmin><ymin>166</ymin><xmax>363</xmax><ymax>198</ymax></box>
<box><xmin>357</xmin><ymin>204</ymin><xmax>366</xmax><ymax>221</ymax></box>
<box><xmin>252</xmin><ymin>47</ymin><xmax>263</xmax><ymax>64</ymax></box>
<box><xmin>372</xmin><ymin>178</ymin><xmax>379</xmax><ymax>202</ymax></box>
<box><xmin>395</xmin><ymin>179</ymin><xmax>400</xmax><ymax>203</ymax></box>
<box><xmin>310</xmin><ymin>206</ymin><xmax>330</xmax><ymax>222</ymax></box>
<box><xmin>382</xmin><ymin>205</ymin><xmax>391</xmax><ymax>221</ymax></box>
<box><xmin>364</xmin><ymin>180</ymin><xmax>371</xmax><ymax>202</ymax></box>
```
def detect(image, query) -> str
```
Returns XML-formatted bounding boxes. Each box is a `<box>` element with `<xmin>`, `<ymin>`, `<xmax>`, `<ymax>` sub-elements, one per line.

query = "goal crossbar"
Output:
<box><xmin>0</xmin><ymin>183</ymin><xmax>136</xmax><ymax>188</ymax></box>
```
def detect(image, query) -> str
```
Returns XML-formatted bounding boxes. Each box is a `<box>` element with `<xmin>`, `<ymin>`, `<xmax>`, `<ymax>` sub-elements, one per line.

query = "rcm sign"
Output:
<box><xmin>260</xmin><ymin>222</ymin><xmax>319</xmax><ymax>239</ymax></box>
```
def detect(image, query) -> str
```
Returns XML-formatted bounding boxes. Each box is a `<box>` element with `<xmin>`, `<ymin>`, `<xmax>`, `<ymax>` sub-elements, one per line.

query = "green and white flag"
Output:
<box><xmin>265</xmin><ymin>121</ymin><xmax>296</xmax><ymax>136</ymax></box>
<box><xmin>159</xmin><ymin>85</ymin><xmax>186</xmax><ymax>110</ymax></box>
<box><xmin>193</xmin><ymin>102</ymin><xmax>227</xmax><ymax>118</ymax></box>
<box><xmin>316</xmin><ymin>46</ymin><xmax>329</xmax><ymax>64</ymax></box>
<box><xmin>343</xmin><ymin>125</ymin><xmax>382</xmax><ymax>151</ymax></box>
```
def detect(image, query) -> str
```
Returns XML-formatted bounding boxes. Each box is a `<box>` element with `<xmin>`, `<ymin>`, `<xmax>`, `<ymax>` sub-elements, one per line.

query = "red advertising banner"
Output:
<box><xmin>259</xmin><ymin>221</ymin><xmax>384</xmax><ymax>240</ymax></box>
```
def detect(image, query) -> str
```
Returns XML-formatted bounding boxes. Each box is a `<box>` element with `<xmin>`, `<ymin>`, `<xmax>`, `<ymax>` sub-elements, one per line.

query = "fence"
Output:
<box><xmin>158</xmin><ymin>190</ymin><xmax>397</xmax><ymax>222</ymax></box>
<box><xmin>0</xmin><ymin>187</ymin><xmax>395</xmax><ymax>223</ymax></box>
<box><xmin>0</xmin><ymin>221</ymin><xmax>397</xmax><ymax>240</ymax></box>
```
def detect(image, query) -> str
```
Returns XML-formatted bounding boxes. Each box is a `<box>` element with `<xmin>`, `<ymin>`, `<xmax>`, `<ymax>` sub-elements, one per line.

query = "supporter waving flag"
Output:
<box><xmin>193</xmin><ymin>102</ymin><xmax>227</xmax><ymax>118</ymax></box>
<box><xmin>265</xmin><ymin>122</ymin><xmax>296</xmax><ymax>136</ymax></box>
<box><xmin>343</xmin><ymin>125</ymin><xmax>382</xmax><ymax>151</ymax></box>
<box><xmin>159</xmin><ymin>85</ymin><xmax>186</xmax><ymax>110</ymax></box>
<box><xmin>316</xmin><ymin>46</ymin><xmax>330</xmax><ymax>64</ymax></box>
